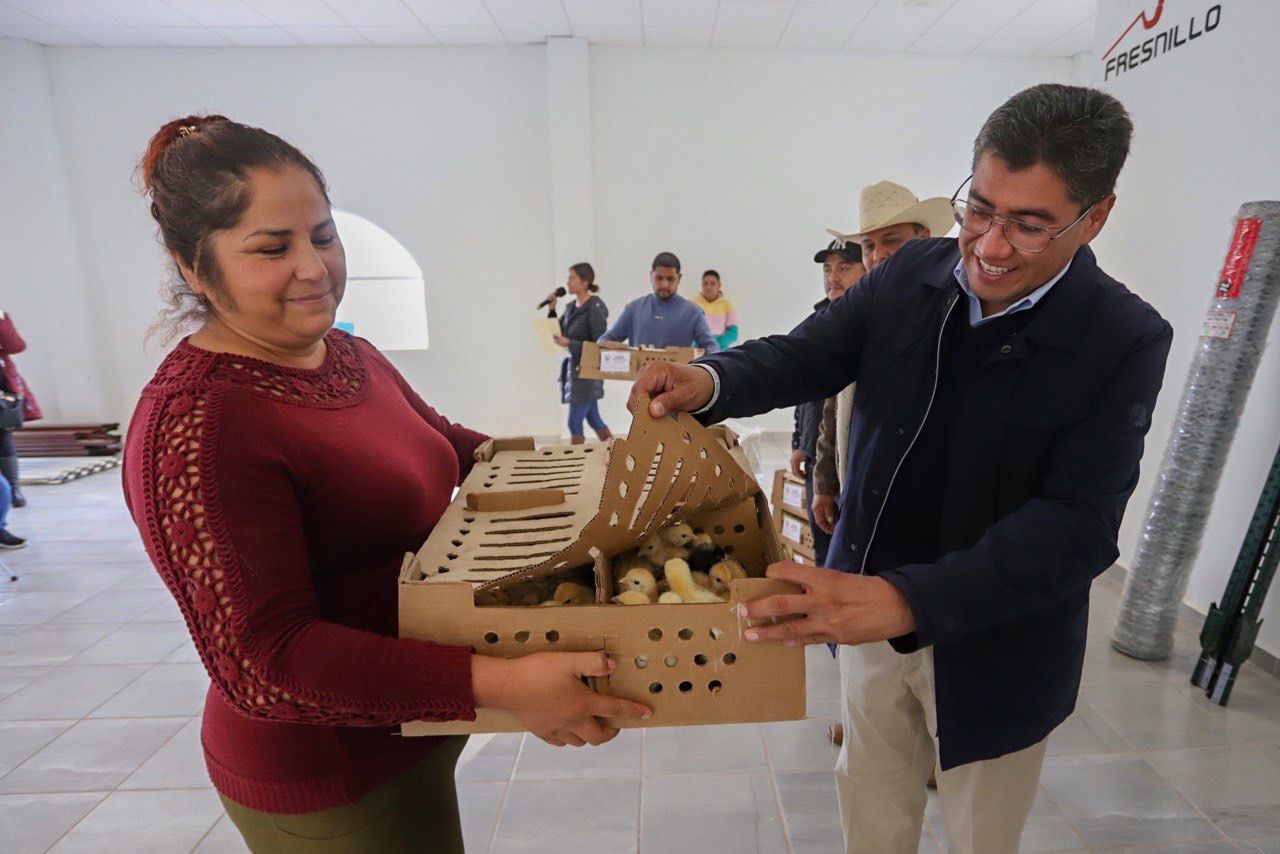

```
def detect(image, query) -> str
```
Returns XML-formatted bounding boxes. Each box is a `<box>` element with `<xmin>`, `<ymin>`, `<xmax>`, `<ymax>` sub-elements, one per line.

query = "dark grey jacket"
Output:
<box><xmin>791</xmin><ymin>298</ymin><xmax>830</xmax><ymax>460</ymax></box>
<box><xmin>559</xmin><ymin>295</ymin><xmax>608</xmax><ymax>404</ymax></box>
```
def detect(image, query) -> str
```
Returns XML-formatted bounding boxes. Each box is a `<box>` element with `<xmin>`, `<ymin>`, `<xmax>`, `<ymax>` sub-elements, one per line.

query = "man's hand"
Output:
<box><xmin>552</xmin><ymin>334</ymin><xmax>570</xmax><ymax>347</ymax></box>
<box><xmin>812</xmin><ymin>494</ymin><xmax>837</xmax><ymax>534</ymax></box>
<box><xmin>627</xmin><ymin>362</ymin><xmax>714</xmax><ymax>418</ymax></box>
<box><xmin>788</xmin><ymin>449</ymin><xmax>806</xmax><ymax>478</ymax></box>
<box><xmin>737</xmin><ymin>563</ymin><xmax>915</xmax><ymax>646</ymax></box>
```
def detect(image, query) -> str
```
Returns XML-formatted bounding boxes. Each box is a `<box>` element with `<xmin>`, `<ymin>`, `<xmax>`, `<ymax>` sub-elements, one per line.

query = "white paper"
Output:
<box><xmin>782</xmin><ymin>515</ymin><xmax>804</xmax><ymax>542</ymax></box>
<box><xmin>600</xmin><ymin>350</ymin><xmax>632</xmax><ymax>374</ymax></box>
<box><xmin>1201</xmin><ymin>310</ymin><xmax>1236</xmax><ymax>339</ymax></box>
<box><xmin>783</xmin><ymin>482</ymin><xmax>805</xmax><ymax>509</ymax></box>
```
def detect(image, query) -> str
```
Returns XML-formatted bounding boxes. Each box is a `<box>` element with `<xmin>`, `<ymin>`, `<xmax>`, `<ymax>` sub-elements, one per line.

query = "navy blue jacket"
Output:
<box><xmin>696</xmin><ymin>238</ymin><xmax>1173</xmax><ymax>769</ymax></box>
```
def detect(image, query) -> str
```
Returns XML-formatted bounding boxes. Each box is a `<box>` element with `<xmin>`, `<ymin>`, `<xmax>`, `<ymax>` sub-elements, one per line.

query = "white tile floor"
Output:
<box><xmin>2</xmin><ymin>441</ymin><xmax>1280</xmax><ymax>852</ymax></box>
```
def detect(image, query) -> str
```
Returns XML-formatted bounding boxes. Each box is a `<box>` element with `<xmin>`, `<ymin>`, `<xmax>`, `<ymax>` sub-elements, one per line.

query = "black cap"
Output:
<box><xmin>813</xmin><ymin>239</ymin><xmax>862</xmax><ymax>264</ymax></box>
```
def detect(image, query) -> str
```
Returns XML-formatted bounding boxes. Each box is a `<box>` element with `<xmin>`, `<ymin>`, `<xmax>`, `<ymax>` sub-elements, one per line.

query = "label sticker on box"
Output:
<box><xmin>782</xmin><ymin>482</ymin><xmax>805</xmax><ymax>509</ymax></box>
<box><xmin>781</xmin><ymin>515</ymin><xmax>804</xmax><ymax>542</ymax></box>
<box><xmin>599</xmin><ymin>351</ymin><xmax>632</xmax><ymax>373</ymax></box>
<box><xmin>1201</xmin><ymin>310</ymin><xmax>1236</xmax><ymax>339</ymax></box>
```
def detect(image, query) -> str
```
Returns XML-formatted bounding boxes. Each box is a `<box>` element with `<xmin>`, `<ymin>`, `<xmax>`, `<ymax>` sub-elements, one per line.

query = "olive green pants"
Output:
<box><xmin>220</xmin><ymin>736</ymin><xmax>468</xmax><ymax>853</ymax></box>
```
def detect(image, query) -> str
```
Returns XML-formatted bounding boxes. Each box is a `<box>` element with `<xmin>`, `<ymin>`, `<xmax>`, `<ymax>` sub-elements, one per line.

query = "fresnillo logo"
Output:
<box><xmin>1103</xmin><ymin>1</ymin><xmax>1222</xmax><ymax>80</ymax></box>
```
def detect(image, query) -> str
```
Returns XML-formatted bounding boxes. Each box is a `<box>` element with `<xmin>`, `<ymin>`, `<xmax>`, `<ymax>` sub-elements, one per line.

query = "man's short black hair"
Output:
<box><xmin>702</xmin><ymin>269</ymin><xmax>720</xmax><ymax>280</ymax></box>
<box><xmin>973</xmin><ymin>83</ymin><xmax>1133</xmax><ymax>208</ymax></box>
<box><xmin>652</xmin><ymin>252</ymin><xmax>681</xmax><ymax>272</ymax></box>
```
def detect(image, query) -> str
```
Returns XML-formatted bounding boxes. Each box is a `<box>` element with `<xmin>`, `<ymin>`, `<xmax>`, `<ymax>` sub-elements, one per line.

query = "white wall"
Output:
<box><xmin>0</xmin><ymin>38</ymin><xmax>108</xmax><ymax>422</ymax></box>
<box><xmin>28</xmin><ymin>42</ymin><xmax>1071</xmax><ymax>441</ymax></box>
<box><xmin>1089</xmin><ymin>0</ymin><xmax>1280</xmax><ymax>654</ymax></box>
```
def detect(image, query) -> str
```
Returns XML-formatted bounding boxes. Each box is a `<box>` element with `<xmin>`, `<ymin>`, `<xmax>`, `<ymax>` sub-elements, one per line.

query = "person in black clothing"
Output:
<box><xmin>553</xmin><ymin>263</ymin><xmax>611</xmax><ymax>444</ymax></box>
<box><xmin>627</xmin><ymin>84</ymin><xmax>1172</xmax><ymax>853</ymax></box>
<box><xmin>790</xmin><ymin>240</ymin><xmax>864</xmax><ymax>564</ymax></box>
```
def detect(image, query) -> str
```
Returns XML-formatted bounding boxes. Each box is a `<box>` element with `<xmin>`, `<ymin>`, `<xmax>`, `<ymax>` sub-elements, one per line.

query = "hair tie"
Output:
<box><xmin>176</xmin><ymin>124</ymin><xmax>199</xmax><ymax>137</ymax></box>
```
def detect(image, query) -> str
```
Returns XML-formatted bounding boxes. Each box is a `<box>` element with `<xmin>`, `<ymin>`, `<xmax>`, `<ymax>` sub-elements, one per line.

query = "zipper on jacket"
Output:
<box><xmin>858</xmin><ymin>291</ymin><xmax>960</xmax><ymax>575</ymax></box>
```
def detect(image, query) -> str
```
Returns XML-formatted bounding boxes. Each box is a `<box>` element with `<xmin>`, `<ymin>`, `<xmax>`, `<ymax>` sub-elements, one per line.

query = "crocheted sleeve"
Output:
<box><xmin>130</xmin><ymin>384</ymin><xmax>476</xmax><ymax>727</ymax></box>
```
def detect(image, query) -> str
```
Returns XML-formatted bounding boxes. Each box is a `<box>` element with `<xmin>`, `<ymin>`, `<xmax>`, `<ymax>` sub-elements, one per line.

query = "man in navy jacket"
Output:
<box><xmin>629</xmin><ymin>84</ymin><xmax>1173</xmax><ymax>853</ymax></box>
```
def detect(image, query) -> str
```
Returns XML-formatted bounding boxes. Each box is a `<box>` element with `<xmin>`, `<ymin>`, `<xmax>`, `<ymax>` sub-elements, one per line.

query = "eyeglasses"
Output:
<box><xmin>949</xmin><ymin>175</ymin><xmax>1095</xmax><ymax>254</ymax></box>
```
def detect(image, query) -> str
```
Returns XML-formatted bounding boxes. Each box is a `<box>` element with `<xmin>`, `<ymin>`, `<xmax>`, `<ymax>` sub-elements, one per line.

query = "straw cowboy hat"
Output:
<box><xmin>826</xmin><ymin>180</ymin><xmax>954</xmax><ymax>244</ymax></box>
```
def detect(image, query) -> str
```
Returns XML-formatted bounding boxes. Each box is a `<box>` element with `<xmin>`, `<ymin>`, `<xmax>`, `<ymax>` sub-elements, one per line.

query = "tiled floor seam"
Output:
<box><xmin>41</xmin><ymin>790</ymin><xmax>111</xmax><ymax>851</ymax></box>
<box><xmin>481</xmin><ymin>734</ymin><xmax>524</xmax><ymax>854</ymax></box>
<box><xmin>756</xmin><ymin>720</ymin><xmax>796</xmax><ymax>854</ymax></box>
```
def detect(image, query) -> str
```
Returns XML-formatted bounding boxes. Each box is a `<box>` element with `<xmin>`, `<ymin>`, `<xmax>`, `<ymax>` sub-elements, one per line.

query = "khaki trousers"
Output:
<box><xmin>836</xmin><ymin>643</ymin><xmax>1047</xmax><ymax>853</ymax></box>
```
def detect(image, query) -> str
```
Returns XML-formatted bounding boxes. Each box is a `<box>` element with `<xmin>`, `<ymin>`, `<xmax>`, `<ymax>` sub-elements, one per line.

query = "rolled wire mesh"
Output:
<box><xmin>1113</xmin><ymin>201</ymin><xmax>1280</xmax><ymax>660</ymax></box>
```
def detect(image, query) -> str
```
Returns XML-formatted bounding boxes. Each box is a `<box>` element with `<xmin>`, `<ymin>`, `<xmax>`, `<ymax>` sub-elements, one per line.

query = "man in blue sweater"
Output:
<box><xmin>599</xmin><ymin>252</ymin><xmax>719</xmax><ymax>353</ymax></box>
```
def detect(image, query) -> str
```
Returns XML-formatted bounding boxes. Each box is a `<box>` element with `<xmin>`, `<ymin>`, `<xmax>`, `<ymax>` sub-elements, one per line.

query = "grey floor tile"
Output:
<box><xmin>761</xmin><ymin>718</ymin><xmax>840</xmax><ymax>773</ymax></box>
<box><xmin>774</xmin><ymin>771</ymin><xmax>844</xmax><ymax>854</ymax></box>
<box><xmin>458</xmin><ymin>781</ymin><xmax>506</xmax><ymax>854</ymax></box>
<box><xmin>1182</xmin><ymin>673</ymin><xmax>1280</xmax><ymax>745</ymax></box>
<box><xmin>119</xmin><ymin>716</ymin><xmax>210</xmax><ymax>790</ymax></box>
<box><xmin>0</xmin><ymin>591</ymin><xmax>95</xmax><ymax>625</ymax></box>
<box><xmin>47</xmin><ymin>589</ymin><xmax>171</xmax><ymax>625</ymax></box>
<box><xmin>0</xmin><ymin>665</ymin><xmax>50</xmax><ymax>700</ymax></box>
<box><xmin>641</xmin><ymin>774</ymin><xmax>786</xmax><ymax>854</ymax></box>
<box><xmin>66</xmin><ymin>622</ymin><xmax>190</xmax><ymax>665</ymax></box>
<box><xmin>49</xmin><ymin>787</ymin><xmax>225</xmax><ymax>852</ymax></box>
<box><xmin>1101</xmin><ymin>844</ymin><xmax>1241</xmax><ymax>853</ymax></box>
<box><xmin>0</xmin><ymin>664</ymin><xmax>147</xmax><ymax>720</ymax></box>
<box><xmin>0</xmin><ymin>716</ymin><xmax>186</xmax><ymax>793</ymax></box>
<box><xmin>135</xmin><ymin>595</ymin><xmax>186</xmax><ymax>623</ymax></box>
<box><xmin>644</xmin><ymin>723</ymin><xmax>767</xmax><ymax>776</ymax></box>
<box><xmin>1018</xmin><ymin>791</ymin><xmax>1088</xmax><ymax>851</ymax></box>
<box><xmin>1040</xmin><ymin>754</ymin><xmax>1221</xmax><ymax>848</ymax></box>
<box><xmin>515</xmin><ymin>728</ymin><xmax>641</xmax><ymax>780</ymax></box>
<box><xmin>0</xmin><ymin>625</ymin><xmax>118</xmax><ymax>667</ymax></box>
<box><xmin>491</xmin><ymin>777</ymin><xmax>638</xmax><ymax>854</ymax></box>
<box><xmin>193</xmin><ymin>814</ymin><xmax>250</xmax><ymax>853</ymax></box>
<box><xmin>1081</xmin><ymin>683</ymin><xmax>1234</xmax><ymax>752</ymax></box>
<box><xmin>457</xmin><ymin>733</ymin><xmax>524</xmax><ymax>784</ymax></box>
<box><xmin>1047</xmin><ymin>703</ymin><xmax>1134</xmax><ymax>756</ymax></box>
<box><xmin>1147</xmin><ymin>745</ymin><xmax>1280</xmax><ymax>839</ymax></box>
<box><xmin>87</xmin><ymin>662</ymin><xmax>209</xmax><ymax>718</ymax></box>
<box><xmin>0</xmin><ymin>720</ymin><xmax>75</xmax><ymax>778</ymax></box>
<box><xmin>163</xmin><ymin>640</ymin><xmax>202</xmax><ymax>663</ymax></box>
<box><xmin>1237</xmin><ymin>839</ymin><xmax>1280</xmax><ymax>852</ymax></box>
<box><xmin>0</xmin><ymin>792</ymin><xmax>108</xmax><ymax>854</ymax></box>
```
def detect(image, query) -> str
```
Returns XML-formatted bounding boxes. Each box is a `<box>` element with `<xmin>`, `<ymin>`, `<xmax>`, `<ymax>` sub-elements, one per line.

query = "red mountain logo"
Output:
<box><xmin>1103</xmin><ymin>2</ymin><xmax>1221</xmax><ymax>80</ymax></box>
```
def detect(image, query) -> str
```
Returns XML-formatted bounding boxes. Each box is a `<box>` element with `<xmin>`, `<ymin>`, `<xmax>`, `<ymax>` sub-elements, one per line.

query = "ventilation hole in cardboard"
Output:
<box><xmin>681</xmin><ymin>431</ymin><xmax>692</xmax><ymax>443</ymax></box>
<box><xmin>619</xmin><ymin>482</ymin><xmax>629</xmax><ymax>498</ymax></box>
<box><xmin>714</xmin><ymin>465</ymin><xmax>722</xmax><ymax>476</ymax></box>
<box><xmin>447</xmin><ymin>553</ymin><xmax>459</xmax><ymax>560</ymax></box>
<box><xmin>725</xmin><ymin>545</ymin><xmax>735</xmax><ymax>555</ymax></box>
<box><xmin>635</xmin><ymin>655</ymin><xmax>649</xmax><ymax>669</ymax></box>
<box><xmin>437</xmin><ymin>566</ymin><xmax>451</xmax><ymax>574</ymax></box>
<box><xmin>482</xmin><ymin>483</ymin><xmax>492</xmax><ymax>488</ymax></box>
<box><xmin>722</xmin><ymin>652</ymin><xmax>737</xmax><ymax>665</ymax></box>
<box><xmin>489</xmin><ymin>524</ymin><xmax>573</xmax><ymax>535</ymax></box>
<box><xmin>562</xmin><ymin>449</ymin><xmax>574</xmax><ymax>455</ymax></box>
<box><xmin>450</xmin><ymin>540</ymin><xmax>462</xmax><ymax>547</ymax></box>
<box><xmin>459</xmin><ymin>529</ymin><xmax>470</xmax><ymax>535</ymax></box>
<box><xmin>648</xmin><ymin>628</ymin><xmax>663</xmax><ymax>642</ymax></box>
<box><xmin>708</xmin><ymin>680</ymin><xmax>723</xmax><ymax>695</ymax></box>
<box><xmin>545</xmin><ymin>630</ymin><xmax>560</xmax><ymax>643</ymax></box>
<box><xmin>478</xmin><ymin>538</ymin><xmax>571</xmax><ymax>548</ymax></box>
<box><xmin>713</xmin><ymin>525</ymin><xmax>725</xmax><ymax>535</ymax></box>
<box><xmin>678</xmin><ymin>628</ymin><xmax>693</xmax><ymax>641</ymax></box>
<box><xmin>699</xmin><ymin>447</ymin><xmax>708</xmax><ymax>460</ymax></box>
<box><xmin>542</xmin><ymin>450</ymin><xmax>554</xmax><ymax>456</ymax></box>
<box><xmin>608</xmin><ymin>512</ymin><xmax>620</xmax><ymax>527</ymax></box>
<box><xmin>648</xmin><ymin>682</ymin><xmax>663</xmax><ymax>695</ymax></box>
<box><xmin>709</xmin><ymin>628</ymin><xmax>725</xmax><ymax>640</ymax></box>
<box><xmin>514</xmin><ymin>631</ymin><xmax>530</xmax><ymax>644</ymax></box>
<box><xmin>733</xmin><ymin>524</ymin><xmax>746</xmax><ymax>534</ymax></box>
<box><xmin>729</xmin><ymin>478</ymin><xmax>736</xmax><ymax>490</ymax></box>
<box><xmin>664</xmin><ymin>655</ymin><xmax>678</xmax><ymax>668</ymax></box>
<box><xmin>694</xmin><ymin>654</ymin><xmax>708</xmax><ymax>666</ymax></box>
<box><xmin>484</xmin><ymin>632</ymin><xmax>499</xmax><ymax>644</ymax></box>
<box><xmin>474</xmin><ymin>551</ymin><xmax>561</xmax><ymax>561</ymax></box>
<box><xmin>487</xmin><ymin>473</ymin><xmax>498</xmax><ymax>480</ymax></box>
<box><xmin>625</xmin><ymin>454</ymin><xmax>636</xmax><ymax>471</ymax></box>
<box><xmin>679</xmin><ymin>681</ymin><xmax>693</xmax><ymax>693</ymax></box>
<box><xmin>693</xmin><ymin>527</ymin><xmax>705</xmax><ymax>535</ymax></box>
<box><xmin>463</xmin><ymin>517</ymin><xmax>475</xmax><ymax>523</ymax></box>
<box><xmin>492</xmin><ymin>511</ymin><xmax>574</xmax><ymax>522</ymax></box>
<box><xmin>584</xmin><ymin>447</ymin><xmax>594</xmax><ymax>453</ymax></box>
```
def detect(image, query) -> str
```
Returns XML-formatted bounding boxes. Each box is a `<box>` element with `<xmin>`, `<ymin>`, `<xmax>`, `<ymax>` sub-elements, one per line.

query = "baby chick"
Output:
<box><xmin>640</xmin><ymin>534</ymin><xmax>687</xmax><ymax>568</ymax></box>
<box><xmin>540</xmin><ymin>581</ymin><xmax>594</xmax><ymax>606</ymax></box>
<box><xmin>612</xmin><ymin>552</ymin><xmax>650</xmax><ymax>583</ymax></box>
<box><xmin>687</xmin><ymin>542</ymin><xmax>728</xmax><ymax>573</ymax></box>
<box><xmin>617</xmin><ymin>567</ymin><xmax>659</xmax><ymax>602</ymax></box>
<box><xmin>663</xmin><ymin>558</ymin><xmax>725</xmax><ymax>603</ymax></box>
<box><xmin>708</xmin><ymin>559</ymin><xmax>747</xmax><ymax>596</ymax></box>
<box><xmin>660</xmin><ymin>523</ymin><xmax>697</xmax><ymax>549</ymax></box>
<box><xmin>690</xmin><ymin>533</ymin><xmax>715</xmax><ymax>547</ymax></box>
<box><xmin>657</xmin><ymin>591</ymin><xmax>684</xmax><ymax>604</ymax></box>
<box><xmin>611</xmin><ymin>590</ymin><xmax>652</xmax><ymax>605</ymax></box>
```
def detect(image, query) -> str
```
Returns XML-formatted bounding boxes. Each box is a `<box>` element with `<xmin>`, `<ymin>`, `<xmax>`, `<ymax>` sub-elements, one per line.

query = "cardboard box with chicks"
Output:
<box><xmin>398</xmin><ymin>397</ymin><xmax>806</xmax><ymax>735</ymax></box>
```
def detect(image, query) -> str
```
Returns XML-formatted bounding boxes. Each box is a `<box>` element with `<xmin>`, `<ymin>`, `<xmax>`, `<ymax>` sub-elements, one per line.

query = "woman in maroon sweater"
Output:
<box><xmin>124</xmin><ymin>116</ymin><xmax>649</xmax><ymax>852</ymax></box>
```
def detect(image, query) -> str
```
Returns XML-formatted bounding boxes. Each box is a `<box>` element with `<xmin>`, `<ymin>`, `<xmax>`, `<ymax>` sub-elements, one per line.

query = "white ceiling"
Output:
<box><xmin>0</xmin><ymin>0</ymin><xmax>1095</xmax><ymax>57</ymax></box>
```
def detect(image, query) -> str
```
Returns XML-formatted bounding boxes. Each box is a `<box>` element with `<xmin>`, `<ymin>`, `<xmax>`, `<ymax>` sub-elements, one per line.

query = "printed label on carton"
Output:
<box><xmin>600</xmin><ymin>351</ymin><xmax>632</xmax><ymax>373</ymax></box>
<box><xmin>1201</xmin><ymin>310</ymin><xmax>1236</xmax><ymax>339</ymax></box>
<box><xmin>782</xmin><ymin>515</ymin><xmax>804</xmax><ymax>542</ymax></box>
<box><xmin>782</xmin><ymin>482</ymin><xmax>805</xmax><ymax>509</ymax></box>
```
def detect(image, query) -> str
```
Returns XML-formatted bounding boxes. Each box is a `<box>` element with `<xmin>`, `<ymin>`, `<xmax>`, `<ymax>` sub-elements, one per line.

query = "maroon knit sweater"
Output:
<box><xmin>123</xmin><ymin>329</ymin><xmax>486</xmax><ymax>814</ymax></box>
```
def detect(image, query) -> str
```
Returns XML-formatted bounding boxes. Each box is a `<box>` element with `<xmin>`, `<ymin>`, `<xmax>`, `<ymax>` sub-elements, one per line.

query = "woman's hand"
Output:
<box><xmin>552</xmin><ymin>334</ymin><xmax>570</xmax><ymax>347</ymax></box>
<box><xmin>472</xmin><ymin>652</ymin><xmax>651</xmax><ymax>747</ymax></box>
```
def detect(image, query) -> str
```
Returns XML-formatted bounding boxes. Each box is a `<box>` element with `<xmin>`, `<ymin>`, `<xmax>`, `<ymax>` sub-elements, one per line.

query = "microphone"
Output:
<box><xmin>536</xmin><ymin>287</ymin><xmax>566</xmax><ymax>309</ymax></box>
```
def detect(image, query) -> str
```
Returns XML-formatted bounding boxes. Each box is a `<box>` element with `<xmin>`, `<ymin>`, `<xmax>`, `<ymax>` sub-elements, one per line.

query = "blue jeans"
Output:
<box><xmin>567</xmin><ymin>401</ymin><xmax>607</xmax><ymax>438</ymax></box>
<box><xmin>0</xmin><ymin>471</ymin><xmax>10</xmax><ymax>531</ymax></box>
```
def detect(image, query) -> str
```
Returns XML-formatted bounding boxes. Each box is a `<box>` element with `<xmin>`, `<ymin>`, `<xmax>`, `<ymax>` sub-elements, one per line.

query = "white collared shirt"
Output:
<box><xmin>953</xmin><ymin>258</ymin><xmax>1072</xmax><ymax>327</ymax></box>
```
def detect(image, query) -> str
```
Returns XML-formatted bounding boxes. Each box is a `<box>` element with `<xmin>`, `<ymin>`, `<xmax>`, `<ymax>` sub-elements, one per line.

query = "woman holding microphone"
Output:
<box><xmin>552</xmin><ymin>263</ymin><xmax>612</xmax><ymax>444</ymax></box>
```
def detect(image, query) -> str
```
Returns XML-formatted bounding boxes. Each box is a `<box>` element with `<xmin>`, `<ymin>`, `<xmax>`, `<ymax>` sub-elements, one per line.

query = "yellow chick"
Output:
<box><xmin>708</xmin><ymin>559</ymin><xmax>747</xmax><ymax>596</ymax></box>
<box><xmin>692</xmin><ymin>570</ymin><xmax>712</xmax><ymax>590</ymax></box>
<box><xmin>657</xmin><ymin>591</ymin><xmax>684</xmax><ymax>604</ymax></box>
<box><xmin>690</xmin><ymin>533</ymin><xmax>715</xmax><ymax>547</ymax></box>
<box><xmin>540</xmin><ymin>581</ymin><xmax>594</xmax><ymax>606</ymax></box>
<box><xmin>617</xmin><ymin>568</ymin><xmax>659</xmax><ymax>602</ymax></box>
<box><xmin>611</xmin><ymin>590</ymin><xmax>652</xmax><ymax>605</ymax></box>
<box><xmin>612</xmin><ymin>552</ymin><xmax>650</xmax><ymax>583</ymax></box>
<box><xmin>663</xmin><ymin>558</ymin><xmax>724</xmax><ymax>603</ymax></box>
<box><xmin>660</xmin><ymin>523</ymin><xmax>697</xmax><ymax>549</ymax></box>
<box><xmin>639</xmin><ymin>535</ymin><xmax>686</xmax><ymax>568</ymax></box>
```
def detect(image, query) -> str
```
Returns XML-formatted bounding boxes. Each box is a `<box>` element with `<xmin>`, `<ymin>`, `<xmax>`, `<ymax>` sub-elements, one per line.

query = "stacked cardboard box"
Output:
<box><xmin>578</xmin><ymin>341</ymin><xmax>700</xmax><ymax>381</ymax></box>
<box><xmin>12</xmin><ymin>423</ymin><xmax>122</xmax><ymax>457</ymax></box>
<box><xmin>398</xmin><ymin>398</ymin><xmax>806</xmax><ymax>735</ymax></box>
<box><xmin>771</xmin><ymin>470</ymin><xmax>815</xmax><ymax>564</ymax></box>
